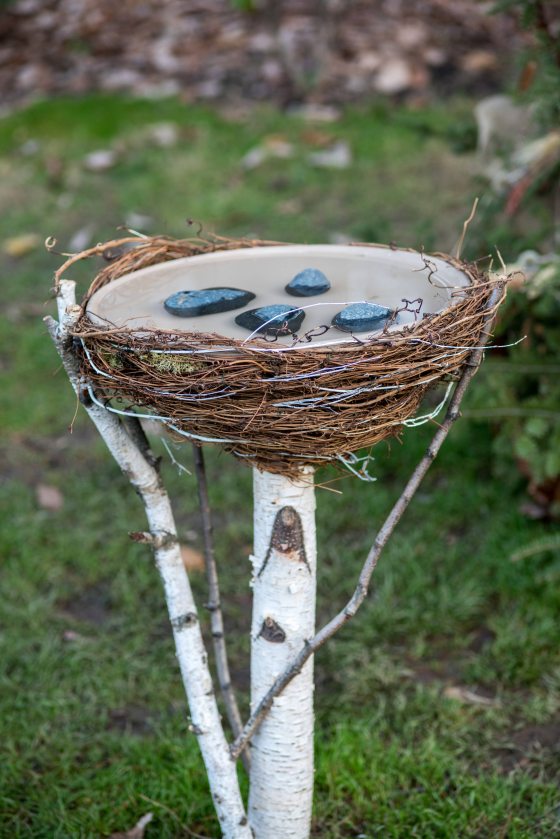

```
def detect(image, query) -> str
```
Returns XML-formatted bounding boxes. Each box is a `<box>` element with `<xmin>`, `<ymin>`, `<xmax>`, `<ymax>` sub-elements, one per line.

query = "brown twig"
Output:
<box><xmin>455</xmin><ymin>196</ymin><xmax>479</xmax><ymax>260</ymax></box>
<box><xmin>192</xmin><ymin>445</ymin><xmax>250</xmax><ymax>771</ymax></box>
<box><xmin>229</xmin><ymin>289</ymin><xmax>501</xmax><ymax>761</ymax></box>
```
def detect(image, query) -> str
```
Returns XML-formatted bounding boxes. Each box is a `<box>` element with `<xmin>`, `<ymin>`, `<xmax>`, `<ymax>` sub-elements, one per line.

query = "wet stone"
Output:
<box><xmin>332</xmin><ymin>302</ymin><xmax>392</xmax><ymax>332</ymax></box>
<box><xmin>286</xmin><ymin>267</ymin><xmax>331</xmax><ymax>297</ymax></box>
<box><xmin>235</xmin><ymin>304</ymin><xmax>305</xmax><ymax>335</ymax></box>
<box><xmin>164</xmin><ymin>287</ymin><xmax>255</xmax><ymax>317</ymax></box>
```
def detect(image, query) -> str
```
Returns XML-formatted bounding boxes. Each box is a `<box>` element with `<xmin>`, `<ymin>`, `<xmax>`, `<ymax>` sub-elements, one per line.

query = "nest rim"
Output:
<box><xmin>81</xmin><ymin>242</ymin><xmax>475</xmax><ymax>353</ymax></box>
<box><xmin>57</xmin><ymin>233</ymin><xmax>506</xmax><ymax>477</ymax></box>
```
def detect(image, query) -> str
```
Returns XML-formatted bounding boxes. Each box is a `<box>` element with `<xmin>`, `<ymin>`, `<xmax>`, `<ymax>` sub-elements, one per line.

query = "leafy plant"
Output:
<box><xmin>469</xmin><ymin>255</ymin><xmax>560</xmax><ymax>516</ymax></box>
<box><xmin>465</xmin><ymin>2</ymin><xmax>560</xmax><ymax>517</ymax></box>
<box><xmin>493</xmin><ymin>0</ymin><xmax>560</xmax><ymax>126</ymax></box>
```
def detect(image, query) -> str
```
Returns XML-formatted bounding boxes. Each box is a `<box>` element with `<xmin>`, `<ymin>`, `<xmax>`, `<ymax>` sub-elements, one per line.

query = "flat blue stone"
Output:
<box><xmin>164</xmin><ymin>287</ymin><xmax>255</xmax><ymax>317</ymax></box>
<box><xmin>286</xmin><ymin>267</ymin><xmax>331</xmax><ymax>297</ymax></box>
<box><xmin>235</xmin><ymin>304</ymin><xmax>305</xmax><ymax>335</ymax></box>
<box><xmin>332</xmin><ymin>302</ymin><xmax>392</xmax><ymax>332</ymax></box>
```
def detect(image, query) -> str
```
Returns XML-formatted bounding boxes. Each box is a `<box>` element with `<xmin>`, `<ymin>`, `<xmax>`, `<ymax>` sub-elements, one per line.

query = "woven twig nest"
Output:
<box><xmin>61</xmin><ymin>234</ymin><xmax>504</xmax><ymax>476</ymax></box>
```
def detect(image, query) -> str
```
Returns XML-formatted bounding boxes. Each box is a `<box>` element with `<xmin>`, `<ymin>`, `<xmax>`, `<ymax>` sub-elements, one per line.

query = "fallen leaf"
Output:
<box><xmin>241</xmin><ymin>145</ymin><xmax>267</xmax><ymax>170</ymax></box>
<box><xmin>20</xmin><ymin>138</ymin><xmax>40</xmax><ymax>156</ymax></box>
<box><xmin>62</xmin><ymin>629</ymin><xmax>88</xmax><ymax>643</ymax></box>
<box><xmin>443</xmin><ymin>686</ymin><xmax>500</xmax><ymax>707</ymax></box>
<box><xmin>308</xmin><ymin>141</ymin><xmax>352</xmax><ymax>169</ymax></box>
<box><xmin>181</xmin><ymin>545</ymin><xmax>205</xmax><ymax>573</ymax></box>
<box><xmin>241</xmin><ymin>136</ymin><xmax>294</xmax><ymax>169</ymax></box>
<box><xmin>288</xmin><ymin>104</ymin><xmax>341</xmax><ymax>122</ymax></box>
<box><xmin>461</xmin><ymin>50</ymin><xmax>498</xmax><ymax>74</ymax></box>
<box><xmin>396</xmin><ymin>21</ymin><xmax>427</xmax><ymax>49</ymax></box>
<box><xmin>108</xmin><ymin>812</ymin><xmax>153</xmax><ymax>839</ymax></box>
<box><xmin>3</xmin><ymin>233</ymin><xmax>41</xmax><ymax>258</ymax></box>
<box><xmin>36</xmin><ymin>484</ymin><xmax>64</xmax><ymax>512</ymax></box>
<box><xmin>83</xmin><ymin>149</ymin><xmax>117</xmax><ymax>172</ymax></box>
<box><xmin>374</xmin><ymin>58</ymin><xmax>413</xmax><ymax>94</ymax></box>
<box><xmin>148</xmin><ymin>122</ymin><xmax>179</xmax><ymax>148</ymax></box>
<box><xmin>262</xmin><ymin>134</ymin><xmax>292</xmax><ymax>153</ymax></box>
<box><xmin>300</xmin><ymin>128</ymin><xmax>332</xmax><ymax>148</ymax></box>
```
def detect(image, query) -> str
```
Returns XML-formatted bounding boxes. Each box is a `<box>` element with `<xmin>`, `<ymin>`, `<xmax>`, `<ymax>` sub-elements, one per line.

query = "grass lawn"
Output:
<box><xmin>1</xmin><ymin>94</ymin><xmax>559</xmax><ymax>838</ymax></box>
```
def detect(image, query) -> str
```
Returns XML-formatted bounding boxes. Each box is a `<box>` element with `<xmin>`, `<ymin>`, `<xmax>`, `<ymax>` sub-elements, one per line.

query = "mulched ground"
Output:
<box><xmin>0</xmin><ymin>0</ymin><xmax>526</xmax><ymax>110</ymax></box>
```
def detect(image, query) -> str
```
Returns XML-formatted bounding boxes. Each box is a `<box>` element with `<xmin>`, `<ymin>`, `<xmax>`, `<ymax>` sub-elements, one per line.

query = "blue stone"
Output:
<box><xmin>164</xmin><ymin>287</ymin><xmax>255</xmax><ymax>317</ymax></box>
<box><xmin>286</xmin><ymin>267</ymin><xmax>331</xmax><ymax>297</ymax></box>
<box><xmin>235</xmin><ymin>304</ymin><xmax>305</xmax><ymax>335</ymax></box>
<box><xmin>332</xmin><ymin>302</ymin><xmax>392</xmax><ymax>332</ymax></box>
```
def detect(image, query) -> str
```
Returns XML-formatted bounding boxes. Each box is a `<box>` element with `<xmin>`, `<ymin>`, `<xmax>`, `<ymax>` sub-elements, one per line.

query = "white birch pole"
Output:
<box><xmin>248</xmin><ymin>467</ymin><xmax>316</xmax><ymax>839</ymax></box>
<box><xmin>46</xmin><ymin>281</ymin><xmax>251</xmax><ymax>839</ymax></box>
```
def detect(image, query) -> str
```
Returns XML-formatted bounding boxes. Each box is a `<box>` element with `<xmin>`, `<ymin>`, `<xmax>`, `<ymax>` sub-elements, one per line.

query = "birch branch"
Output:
<box><xmin>192</xmin><ymin>444</ymin><xmax>250</xmax><ymax>771</ymax></box>
<box><xmin>248</xmin><ymin>467</ymin><xmax>317</xmax><ymax>838</ymax></box>
<box><xmin>230</xmin><ymin>296</ymin><xmax>500</xmax><ymax>761</ymax></box>
<box><xmin>122</xmin><ymin>414</ymin><xmax>160</xmax><ymax>469</ymax></box>
<box><xmin>46</xmin><ymin>281</ymin><xmax>250</xmax><ymax>839</ymax></box>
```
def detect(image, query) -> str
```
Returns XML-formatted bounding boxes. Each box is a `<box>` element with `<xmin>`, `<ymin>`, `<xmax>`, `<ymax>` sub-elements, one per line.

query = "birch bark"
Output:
<box><xmin>46</xmin><ymin>281</ymin><xmax>251</xmax><ymax>839</ymax></box>
<box><xmin>248</xmin><ymin>467</ymin><xmax>316</xmax><ymax>839</ymax></box>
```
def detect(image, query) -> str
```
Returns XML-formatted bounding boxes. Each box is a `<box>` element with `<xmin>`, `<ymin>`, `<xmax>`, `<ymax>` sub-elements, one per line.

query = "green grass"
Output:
<box><xmin>1</xmin><ymin>94</ymin><xmax>559</xmax><ymax>837</ymax></box>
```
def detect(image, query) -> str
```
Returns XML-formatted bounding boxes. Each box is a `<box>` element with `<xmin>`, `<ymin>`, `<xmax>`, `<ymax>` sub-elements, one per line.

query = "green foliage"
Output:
<box><xmin>492</xmin><ymin>0</ymin><xmax>560</xmax><ymax>126</ymax></box>
<box><xmin>469</xmin><ymin>256</ymin><xmax>560</xmax><ymax>514</ymax></box>
<box><xmin>463</xmin><ymin>2</ymin><xmax>560</xmax><ymax>513</ymax></box>
<box><xmin>230</xmin><ymin>0</ymin><xmax>257</xmax><ymax>10</ymax></box>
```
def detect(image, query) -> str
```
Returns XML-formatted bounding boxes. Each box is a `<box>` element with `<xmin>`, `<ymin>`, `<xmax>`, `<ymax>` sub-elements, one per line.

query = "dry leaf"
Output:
<box><xmin>308</xmin><ymin>140</ymin><xmax>352</xmax><ymax>169</ymax></box>
<box><xmin>300</xmin><ymin>128</ymin><xmax>332</xmax><ymax>148</ymax></box>
<box><xmin>83</xmin><ymin>149</ymin><xmax>117</xmax><ymax>172</ymax></box>
<box><xmin>62</xmin><ymin>629</ymin><xmax>88</xmax><ymax>643</ymax></box>
<box><xmin>36</xmin><ymin>484</ymin><xmax>64</xmax><ymax>512</ymax></box>
<box><xmin>374</xmin><ymin>59</ymin><xmax>413</xmax><ymax>94</ymax></box>
<box><xmin>443</xmin><ymin>686</ymin><xmax>500</xmax><ymax>707</ymax></box>
<box><xmin>148</xmin><ymin>122</ymin><xmax>179</xmax><ymax>148</ymax></box>
<box><xmin>3</xmin><ymin>233</ymin><xmax>41</xmax><ymax>258</ymax></box>
<box><xmin>241</xmin><ymin>136</ymin><xmax>294</xmax><ymax>169</ymax></box>
<box><xmin>288</xmin><ymin>104</ymin><xmax>341</xmax><ymax>122</ymax></box>
<box><xmin>108</xmin><ymin>812</ymin><xmax>153</xmax><ymax>839</ymax></box>
<box><xmin>180</xmin><ymin>545</ymin><xmax>205</xmax><ymax>573</ymax></box>
<box><xmin>461</xmin><ymin>50</ymin><xmax>498</xmax><ymax>74</ymax></box>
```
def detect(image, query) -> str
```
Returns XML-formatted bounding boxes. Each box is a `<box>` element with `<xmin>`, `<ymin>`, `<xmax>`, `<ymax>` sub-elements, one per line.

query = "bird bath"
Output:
<box><xmin>47</xmin><ymin>236</ymin><xmax>502</xmax><ymax>839</ymax></box>
<box><xmin>85</xmin><ymin>244</ymin><xmax>470</xmax><ymax>341</ymax></box>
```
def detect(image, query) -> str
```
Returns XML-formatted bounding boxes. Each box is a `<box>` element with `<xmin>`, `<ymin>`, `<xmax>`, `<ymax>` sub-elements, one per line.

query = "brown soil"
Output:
<box><xmin>493</xmin><ymin>719</ymin><xmax>560</xmax><ymax>774</ymax></box>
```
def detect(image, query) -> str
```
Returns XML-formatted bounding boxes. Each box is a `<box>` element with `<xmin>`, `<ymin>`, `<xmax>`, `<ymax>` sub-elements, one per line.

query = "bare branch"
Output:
<box><xmin>454</xmin><ymin>196</ymin><xmax>479</xmax><ymax>260</ymax></box>
<box><xmin>230</xmin><ymin>290</ymin><xmax>501</xmax><ymax>761</ymax></box>
<box><xmin>122</xmin><ymin>414</ymin><xmax>161</xmax><ymax>469</ymax></box>
<box><xmin>192</xmin><ymin>444</ymin><xmax>250</xmax><ymax>772</ymax></box>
